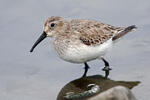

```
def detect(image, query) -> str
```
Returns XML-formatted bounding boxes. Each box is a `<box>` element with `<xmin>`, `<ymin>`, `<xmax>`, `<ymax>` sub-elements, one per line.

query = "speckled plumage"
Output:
<box><xmin>30</xmin><ymin>16</ymin><xmax>137</xmax><ymax>77</ymax></box>
<box><xmin>70</xmin><ymin>19</ymin><xmax>124</xmax><ymax>46</ymax></box>
<box><xmin>44</xmin><ymin>17</ymin><xmax>125</xmax><ymax>46</ymax></box>
<box><xmin>41</xmin><ymin>16</ymin><xmax>136</xmax><ymax>63</ymax></box>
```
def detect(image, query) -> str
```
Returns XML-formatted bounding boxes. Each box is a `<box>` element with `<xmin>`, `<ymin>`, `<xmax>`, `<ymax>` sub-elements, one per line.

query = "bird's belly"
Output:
<box><xmin>57</xmin><ymin>39</ymin><xmax>113</xmax><ymax>63</ymax></box>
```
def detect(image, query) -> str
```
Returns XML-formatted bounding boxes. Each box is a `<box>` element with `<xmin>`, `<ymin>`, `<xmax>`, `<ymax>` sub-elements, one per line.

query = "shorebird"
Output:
<box><xmin>30</xmin><ymin>16</ymin><xmax>136</xmax><ymax>78</ymax></box>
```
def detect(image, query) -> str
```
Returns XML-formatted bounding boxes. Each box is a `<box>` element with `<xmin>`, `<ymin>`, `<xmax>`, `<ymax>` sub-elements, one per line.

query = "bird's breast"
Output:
<box><xmin>53</xmin><ymin>38</ymin><xmax>113</xmax><ymax>63</ymax></box>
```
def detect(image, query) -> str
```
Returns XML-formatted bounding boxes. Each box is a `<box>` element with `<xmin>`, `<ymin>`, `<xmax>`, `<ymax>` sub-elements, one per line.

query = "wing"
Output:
<box><xmin>70</xmin><ymin>19</ymin><xmax>124</xmax><ymax>46</ymax></box>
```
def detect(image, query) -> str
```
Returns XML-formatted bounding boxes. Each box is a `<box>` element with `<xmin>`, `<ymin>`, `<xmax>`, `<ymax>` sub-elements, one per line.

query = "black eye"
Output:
<box><xmin>51</xmin><ymin>23</ymin><xmax>55</xmax><ymax>27</ymax></box>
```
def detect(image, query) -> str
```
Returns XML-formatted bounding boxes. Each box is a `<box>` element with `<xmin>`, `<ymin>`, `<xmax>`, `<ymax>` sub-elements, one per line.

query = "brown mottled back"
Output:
<box><xmin>70</xmin><ymin>19</ymin><xmax>124</xmax><ymax>46</ymax></box>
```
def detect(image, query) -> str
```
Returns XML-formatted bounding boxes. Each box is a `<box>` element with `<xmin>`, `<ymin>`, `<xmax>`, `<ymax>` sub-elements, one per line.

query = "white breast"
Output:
<box><xmin>56</xmin><ymin>39</ymin><xmax>113</xmax><ymax>63</ymax></box>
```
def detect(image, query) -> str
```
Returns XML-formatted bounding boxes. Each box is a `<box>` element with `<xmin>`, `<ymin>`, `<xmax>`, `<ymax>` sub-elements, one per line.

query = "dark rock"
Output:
<box><xmin>57</xmin><ymin>75</ymin><xmax>140</xmax><ymax>100</ymax></box>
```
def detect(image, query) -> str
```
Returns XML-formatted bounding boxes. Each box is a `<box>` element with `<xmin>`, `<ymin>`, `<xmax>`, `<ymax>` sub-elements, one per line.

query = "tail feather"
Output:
<box><xmin>112</xmin><ymin>25</ymin><xmax>137</xmax><ymax>41</ymax></box>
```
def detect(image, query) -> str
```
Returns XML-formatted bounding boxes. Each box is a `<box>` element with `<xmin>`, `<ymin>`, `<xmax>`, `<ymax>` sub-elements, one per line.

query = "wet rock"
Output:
<box><xmin>57</xmin><ymin>75</ymin><xmax>140</xmax><ymax>100</ymax></box>
<box><xmin>87</xmin><ymin>86</ymin><xmax>137</xmax><ymax>100</ymax></box>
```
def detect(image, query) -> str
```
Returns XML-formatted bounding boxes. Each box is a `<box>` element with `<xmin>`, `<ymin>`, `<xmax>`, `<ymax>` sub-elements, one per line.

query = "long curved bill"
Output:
<box><xmin>30</xmin><ymin>31</ymin><xmax>47</xmax><ymax>52</ymax></box>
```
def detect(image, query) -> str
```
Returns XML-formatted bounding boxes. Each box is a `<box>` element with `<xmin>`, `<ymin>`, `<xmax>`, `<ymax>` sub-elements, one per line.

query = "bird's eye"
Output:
<box><xmin>51</xmin><ymin>23</ymin><xmax>55</xmax><ymax>27</ymax></box>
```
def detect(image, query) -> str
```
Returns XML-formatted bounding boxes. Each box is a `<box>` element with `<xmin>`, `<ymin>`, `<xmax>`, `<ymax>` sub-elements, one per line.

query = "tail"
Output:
<box><xmin>112</xmin><ymin>25</ymin><xmax>137</xmax><ymax>41</ymax></box>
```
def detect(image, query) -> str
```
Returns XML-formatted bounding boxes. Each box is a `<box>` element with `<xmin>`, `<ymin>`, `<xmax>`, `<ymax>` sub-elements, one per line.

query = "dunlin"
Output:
<box><xmin>30</xmin><ymin>16</ymin><xmax>136</xmax><ymax>78</ymax></box>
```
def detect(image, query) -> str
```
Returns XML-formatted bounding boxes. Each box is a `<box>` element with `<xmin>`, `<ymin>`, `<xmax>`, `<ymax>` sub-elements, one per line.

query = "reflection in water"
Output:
<box><xmin>57</xmin><ymin>75</ymin><xmax>140</xmax><ymax>100</ymax></box>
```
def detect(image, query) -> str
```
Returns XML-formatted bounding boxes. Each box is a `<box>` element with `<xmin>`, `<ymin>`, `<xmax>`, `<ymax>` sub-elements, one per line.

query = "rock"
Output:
<box><xmin>57</xmin><ymin>75</ymin><xmax>140</xmax><ymax>100</ymax></box>
<box><xmin>87</xmin><ymin>86</ymin><xmax>136</xmax><ymax>100</ymax></box>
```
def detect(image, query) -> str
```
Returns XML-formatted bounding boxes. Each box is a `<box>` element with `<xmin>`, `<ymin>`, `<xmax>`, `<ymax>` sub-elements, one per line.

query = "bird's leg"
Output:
<box><xmin>101</xmin><ymin>57</ymin><xmax>112</xmax><ymax>78</ymax></box>
<box><xmin>82</xmin><ymin>62</ymin><xmax>90</xmax><ymax>77</ymax></box>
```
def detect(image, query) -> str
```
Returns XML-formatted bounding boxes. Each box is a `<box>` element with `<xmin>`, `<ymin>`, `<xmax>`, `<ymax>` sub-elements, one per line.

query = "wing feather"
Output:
<box><xmin>71</xmin><ymin>19</ymin><xmax>123</xmax><ymax>46</ymax></box>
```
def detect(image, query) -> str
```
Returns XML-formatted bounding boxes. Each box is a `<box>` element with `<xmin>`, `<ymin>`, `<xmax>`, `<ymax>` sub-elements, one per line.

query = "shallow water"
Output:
<box><xmin>0</xmin><ymin>0</ymin><xmax>150</xmax><ymax>100</ymax></box>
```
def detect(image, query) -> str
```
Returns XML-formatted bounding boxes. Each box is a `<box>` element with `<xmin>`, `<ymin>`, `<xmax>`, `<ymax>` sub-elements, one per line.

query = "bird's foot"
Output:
<box><xmin>102</xmin><ymin>66</ymin><xmax>112</xmax><ymax>79</ymax></box>
<box><xmin>82</xmin><ymin>74</ymin><xmax>86</xmax><ymax>78</ymax></box>
<box><xmin>102</xmin><ymin>66</ymin><xmax>112</xmax><ymax>71</ymax></box>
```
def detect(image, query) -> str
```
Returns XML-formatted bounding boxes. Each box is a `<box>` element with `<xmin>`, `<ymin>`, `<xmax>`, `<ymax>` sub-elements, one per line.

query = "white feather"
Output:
<box><xmin>60</xmin><ymin>39</ymin><xmax>113</xmax><ymax>63</ymax></box>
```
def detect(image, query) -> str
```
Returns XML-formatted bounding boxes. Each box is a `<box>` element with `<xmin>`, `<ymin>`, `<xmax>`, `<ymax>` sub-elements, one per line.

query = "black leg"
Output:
<box><xmin>82</xmin><ymin>62</ymin><xmax>90</xmax><ymax>77</ymax></box>
<box><xmin>101</xmin><ymin>57</ymin><xmax>112</xmax><ymax>78</ymax></box>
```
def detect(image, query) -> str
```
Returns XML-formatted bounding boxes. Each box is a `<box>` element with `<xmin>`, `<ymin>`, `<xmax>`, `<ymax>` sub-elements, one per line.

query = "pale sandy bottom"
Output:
<box><xmin>0</xmin><ymin>0</ymin><xmax>150</xmax><ymax>100</ymax></box>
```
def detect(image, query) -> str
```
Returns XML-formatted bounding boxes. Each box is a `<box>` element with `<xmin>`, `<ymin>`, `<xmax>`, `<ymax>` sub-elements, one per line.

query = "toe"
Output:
<box><xmin>102</xmin><ymin>66</ymin><xmax>112</xmax><ymax>71</ymax></box>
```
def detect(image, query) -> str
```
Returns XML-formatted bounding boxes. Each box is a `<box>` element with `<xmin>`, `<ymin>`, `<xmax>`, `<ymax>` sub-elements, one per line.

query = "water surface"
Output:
<box><xmin>0</xmin><ymin>0</ymin><xmax>150</xmax><ymax>100</ymax></box>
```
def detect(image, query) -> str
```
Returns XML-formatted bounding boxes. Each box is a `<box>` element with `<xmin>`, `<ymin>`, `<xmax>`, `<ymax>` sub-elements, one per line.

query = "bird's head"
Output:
<box><xmin>30</xmin><ymin>16</ymin><xmax>67</xmax><ymax>52</ymax></box>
